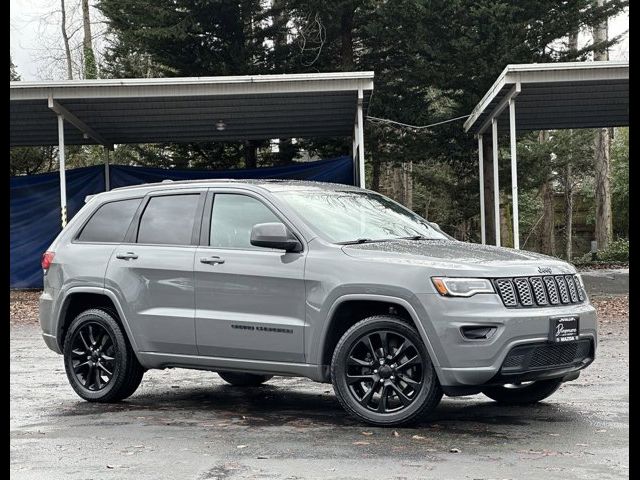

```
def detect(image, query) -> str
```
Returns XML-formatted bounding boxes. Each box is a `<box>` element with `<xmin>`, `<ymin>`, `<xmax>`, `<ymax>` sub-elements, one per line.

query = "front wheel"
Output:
<box><xmin>331</xmin><ymin>315</ymin><xmax>442</xmax><ymax>427</ymax></box>
<box><xmin>482</xmin><ymin>379</ymin><xmax>563</xmax><ymax>405</ymax></box>
<box><xmin>63</xmin><ymin>308</ymin><xmax>144</xmax><ymax>402</ymax></box>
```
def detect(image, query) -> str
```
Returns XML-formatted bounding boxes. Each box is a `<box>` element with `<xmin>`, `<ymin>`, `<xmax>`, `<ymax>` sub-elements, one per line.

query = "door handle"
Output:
<box><xmin>116</xmin><ymin>252</ymin><xmax>138</xmax><ymax>260</ymax></box>
<box><xmin>200</xmin><ymin>256</ymin><xmax>225</xmax><ymax>265</ymax></box>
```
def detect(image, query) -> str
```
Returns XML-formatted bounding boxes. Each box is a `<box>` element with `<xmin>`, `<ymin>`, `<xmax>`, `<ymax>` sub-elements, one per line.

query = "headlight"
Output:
<box><xmin>431</xmin><ymin>277</ymin><xmax>495</xmax><ymax>297</ymax></box>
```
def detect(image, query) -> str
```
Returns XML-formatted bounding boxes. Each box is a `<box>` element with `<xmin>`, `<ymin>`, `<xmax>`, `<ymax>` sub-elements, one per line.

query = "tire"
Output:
<box><xmin>482</xmin><ymin>379</ymin><xmax>563</xmax><ymax>405</ymax></box>
<box><xmin>63</xmin><ymin>308</ymin><xmax>144</xmax><ymax>402</ymax></box>
<box><xmin>331</xmin><ymin>315</ymin><xmax>442</xmax><ymax>427</ymax></box>
<box><xmin>218</xmin><ymin>372</ymin><xmax>273</xmax><ymax>386</ymax></box>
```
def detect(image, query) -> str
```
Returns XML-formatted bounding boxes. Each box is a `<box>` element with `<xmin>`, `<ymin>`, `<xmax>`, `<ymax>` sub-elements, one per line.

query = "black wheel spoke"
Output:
<box><xmin>379</xmin><ymin>332</ymin><xmax>389</xmax><ymax>357</ymax></box>
<box><xmin>71</xmin><ymin>348</ymin><xmax>87</xmax><ymax>357</ymax></box>
<box><xmin>358</xmin><ymin>383</ymin><xmax>377</xmax><ymax>407</ymax></box>
<box><xmin>377</xmin><ymin>384</ymin><xmax>390</xmax><ymax>412</ymax></box>
<box><xmin>391</xmin><ymin>340</ymin><xmax>409</xmax><ymax>361</ymax></box>
<box><xmin>78</xmin><ymin>332</ymin><xmax>90</xmax><ymax>350</ymax></box>
<box><xmin>101</xmin><ymin>354</ymin><xmax>115</xmax><ymax>362</ymax></box>
<box><xmin>94</xmin><ymin>368</ymin><xmax>102</xmax><ymax>389</ymax></box>
<box><xmin>390</xmin><ymin>384</ymin><xmax>413</xmax><ymax>406</ymax></box>
<box><xmin>88</xmin><ymin>325</ymin><xmax>96</xmax><ymax>345</ymax></box>
<box><xmin>364</xmin><ymin>335</ymin><xmax>378</xmax><ymax>360</ymax></box>
<box><xmin>84</xmin><ymin>364</ymin><xmax>95</xmax><ymax>388</ymax></box>
<box><xmin>74</xmin><ymin>360</ymin><xmax>91</xmax><ymax>373</ymax></box>
<box><xmin>397</xmin><ymin>355</ymin><xmax>420</xmax><ymax>371</ymax></box>
<box><xmin>346</xmin><ymin>374</ymin><xmax>374</xmax><ymax>385</ymax></box>
<box><xmin>348</xmin><ymin>356</ymin><xmax>371</xmax><ymax>367</ymax></box>
<box><xmin>100</xmin><ymin>333</ymin><xmax>110</xmax><ymax>349</ymax></box>
<box><xmin>97</xmin><ymin>363</ymin><xmax>113</xmax><ymax>377</ymax></box>
<box><xmin>398</xmin><ymin>373</ymin><xmax>419</xmax><ymax>386</ymax></box>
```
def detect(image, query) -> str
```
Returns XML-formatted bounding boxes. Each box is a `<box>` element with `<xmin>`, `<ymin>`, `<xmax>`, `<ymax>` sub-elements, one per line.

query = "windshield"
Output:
<box><xmin>275</xmin><ymin>189</ymin><xmax>450</xmax><ymax>243</ymax></box>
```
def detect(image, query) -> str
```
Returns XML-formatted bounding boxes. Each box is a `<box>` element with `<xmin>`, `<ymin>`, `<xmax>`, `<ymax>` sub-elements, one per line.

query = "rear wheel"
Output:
<box><xmin>63</xmin><ymin>309</ymin><xmax>144</xmax><ymax>402</ymax></box>
<box><xmin>482</xmin><ymin>379</ymin><xmax>563</xmax><ymax>405</ymax></box>
<box><xmin>331</xmin><ymin>315</ymin><xmax>442</xmax><ymax>427</ymax></box>
<box><xmin>218</xmin><ymin>372</ymin><xmax>273</xmax><ymax>386</ymax></box>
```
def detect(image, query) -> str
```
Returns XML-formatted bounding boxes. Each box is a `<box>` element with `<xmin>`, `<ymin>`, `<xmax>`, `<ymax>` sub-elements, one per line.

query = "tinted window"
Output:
<box><xmin>210</xmin><ymin>194</ymin><xmax>280</xmax><ymax>249</ymax></box>
<box><xmin>77</xmin><ymin>198</ymin><xmax>141</xmax><ymax>243</ymax></box>
<box><xmin>137</xmin><ymin>194</ymin><xmax>200</xmax><ymax>245</ymax></box>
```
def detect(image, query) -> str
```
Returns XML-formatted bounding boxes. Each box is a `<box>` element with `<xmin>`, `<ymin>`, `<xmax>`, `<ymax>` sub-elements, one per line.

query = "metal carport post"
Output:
<box><xmin>465</xmin><ymin>61</ymin><xmax>628</xmax><ymax>250</ymax></box>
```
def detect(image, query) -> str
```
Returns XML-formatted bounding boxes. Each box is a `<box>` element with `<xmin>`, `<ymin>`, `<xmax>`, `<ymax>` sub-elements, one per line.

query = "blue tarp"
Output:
<box><xmin>10</xmin><ymin>156</ymin><xmax>353</xmax><ymax>288</ymax></box>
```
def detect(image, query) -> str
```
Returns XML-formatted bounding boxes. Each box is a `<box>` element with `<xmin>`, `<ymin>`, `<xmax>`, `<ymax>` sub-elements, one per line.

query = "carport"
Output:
<box><xmin>464</xmin><ymin>61</ymin><xmax>628</xmax><ymax>248</ymax></box>
<box><xmin>10</xmin><ymin>72</ymin><xmax>374</xmax><ymax>227</ymax></box>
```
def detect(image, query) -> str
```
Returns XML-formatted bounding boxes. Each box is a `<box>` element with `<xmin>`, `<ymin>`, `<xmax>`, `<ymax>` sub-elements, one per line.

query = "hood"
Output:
<box><xmin>341</xmin><ymin>239</ymin><xmax>574</xmax><ymax>276</ymax></box>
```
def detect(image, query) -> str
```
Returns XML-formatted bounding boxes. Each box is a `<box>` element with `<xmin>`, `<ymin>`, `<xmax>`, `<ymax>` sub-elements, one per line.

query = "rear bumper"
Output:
<box><xmin>39</xmin><ymin>289</ymin><xmax>62</xmax><ymax>353</ymax></box>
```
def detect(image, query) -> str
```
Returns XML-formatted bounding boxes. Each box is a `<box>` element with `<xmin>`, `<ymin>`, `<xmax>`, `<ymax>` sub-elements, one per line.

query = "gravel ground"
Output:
<box><xmin>10</xmin><ymin>291</ymin><xmax>628</xmax><ymax>479</ymax></box>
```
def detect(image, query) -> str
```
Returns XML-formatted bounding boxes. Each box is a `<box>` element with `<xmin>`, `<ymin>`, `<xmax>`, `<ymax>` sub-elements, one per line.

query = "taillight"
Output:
<box><xmin>41</xmin><ymin>251</ymin><xmax>55</xmax><ymax>271</ymax></box>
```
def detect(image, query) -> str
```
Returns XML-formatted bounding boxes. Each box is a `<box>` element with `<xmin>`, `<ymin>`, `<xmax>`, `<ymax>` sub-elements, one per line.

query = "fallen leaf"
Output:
<box><xmin>411</xmin><ymin>435</ymin><xmax>426</xmax><ymax>440</ymax></box>
<box><xmin>393</xmin><ymin>431</ymin><xmax>400</xmax><ymax>437</ymax></box>
<box><xmin>237</xmin><ymin>445</ymin><xmax>248</xmax><ymax>449</ymax></box>
<box><xmin>353</xmin><ymin>441</ymin><xmax>370</xmax><ymax>445</ymax></box>
<box><xmin>361</xmin><ymin>431</ymin><xmax>373</xmax><ymax>436</ymax></box>
<box><xmin>450</xmin><ymin>448</ymin><xmax>461</xmax><ymax>453</ymax></box>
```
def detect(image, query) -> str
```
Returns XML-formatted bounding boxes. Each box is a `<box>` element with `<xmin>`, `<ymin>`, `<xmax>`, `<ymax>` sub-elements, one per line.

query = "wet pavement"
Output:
<box><xmin>11</xmin><ymin>315</ymin><xmax>628</xmax><ymax>480</ymax></box>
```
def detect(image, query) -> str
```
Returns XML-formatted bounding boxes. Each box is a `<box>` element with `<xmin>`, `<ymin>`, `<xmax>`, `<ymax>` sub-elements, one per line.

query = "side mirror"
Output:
<box><xmin>250</xmin><ymin>222</ymin><xmax>302</xmax><ymax>252</ymax></box>
<box><xmin>431</xmin><ymin>222</ymin><xmax>440</xmax><ymax>230</ymax></box>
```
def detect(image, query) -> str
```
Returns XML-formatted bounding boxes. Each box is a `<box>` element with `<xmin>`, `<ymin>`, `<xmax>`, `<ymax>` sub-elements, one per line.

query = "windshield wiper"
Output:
<box><xmin>398</xmin><ymin>235</ymin><xmax>430</xmax><ymax>240</ymax></box>
<box><xmin>337</xmin><ymin>238</ymin><xmax>375</xmax><ymax>245</ymax></box>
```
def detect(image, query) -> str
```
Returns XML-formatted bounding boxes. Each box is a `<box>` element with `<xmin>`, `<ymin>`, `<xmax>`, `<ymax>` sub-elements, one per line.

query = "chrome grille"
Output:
<box><xmin>495</xmin><ymin>274</ymin><xmax>585</xmax><ymax>308</ymax></box>
<box><xmin>513</xmin><ymin>278</ymin><xmax>534</xmax><ymax>306</ymax></box>
<box><xmin>495</xmin><ymin>279</ymin><xmax>517</xmax><ymax>307</ymax></box>
<box><xmin>555</xmin><ymin>276</ymin><xmax>570</xmax><ymax>303</ymax></box>
<box><xmin>529</xmin><ymin>277</ymin><xmax>548</xmax><ymax>305</ymax></box>
<box><xmin>565</xmin><ymin>275</ymin><xmax>579</xmax><ymax>303</ymax></box>
<box><xmin>544</xmin><ymin>276</ymin><xmax>560</xmax><ymax>304</ymax></box>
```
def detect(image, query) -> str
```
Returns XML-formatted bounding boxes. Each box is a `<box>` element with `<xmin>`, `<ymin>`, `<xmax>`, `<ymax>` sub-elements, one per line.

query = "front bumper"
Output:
<box><xmin>414</xmin><ymin>293</ymin><xmax>597</xmax><ymax>387</ymax></box>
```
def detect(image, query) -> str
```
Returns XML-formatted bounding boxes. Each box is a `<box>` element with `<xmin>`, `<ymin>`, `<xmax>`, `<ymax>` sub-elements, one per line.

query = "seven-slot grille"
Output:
<box><xmin>494</xmin><ymin>275</ymin><xmax>585</xmax><ymax>308</ymax></box>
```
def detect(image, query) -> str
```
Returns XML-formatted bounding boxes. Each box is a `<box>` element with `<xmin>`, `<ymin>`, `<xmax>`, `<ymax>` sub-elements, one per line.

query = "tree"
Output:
<box><xmin>592</xmin><ymin>0</ymin><xmax>613</xmax><ymax>250</ymax></box>
<box><xmin>60</xmin><ymin>0</ymin><xmax>74</xmax><ymax>79</ymax></box>
<box><xmin>82</xmin><ymin>0</ymin><xmax>98</xmax><ymax>78</ymax></box>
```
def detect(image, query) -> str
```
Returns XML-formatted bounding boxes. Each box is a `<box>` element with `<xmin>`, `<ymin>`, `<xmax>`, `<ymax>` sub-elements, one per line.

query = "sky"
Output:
<box><xmin>10</xmin><ymin>0</ymin><xmax>629</xmax><ymax>81</ymax></box>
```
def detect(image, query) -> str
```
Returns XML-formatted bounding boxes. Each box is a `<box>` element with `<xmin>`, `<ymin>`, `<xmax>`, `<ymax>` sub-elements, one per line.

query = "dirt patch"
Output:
<box><xmin>10</xmin><ymin>290</ymin><xmax>41</xmax><ymax>327</ymax></box>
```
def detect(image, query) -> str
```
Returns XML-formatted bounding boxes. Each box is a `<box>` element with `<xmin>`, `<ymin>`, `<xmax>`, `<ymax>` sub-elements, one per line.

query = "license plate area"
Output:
<box><xmin>549</xmin><ymin>316</ymin><xmax>580</xmax><ymax>343</ymax></box>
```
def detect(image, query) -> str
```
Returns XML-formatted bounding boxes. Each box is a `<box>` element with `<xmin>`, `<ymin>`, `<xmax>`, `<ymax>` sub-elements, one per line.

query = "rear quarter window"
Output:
<box><xmin>77</xmin><ymin>198</ymin><xmax>141</xmax><ymax>243</ymax></box>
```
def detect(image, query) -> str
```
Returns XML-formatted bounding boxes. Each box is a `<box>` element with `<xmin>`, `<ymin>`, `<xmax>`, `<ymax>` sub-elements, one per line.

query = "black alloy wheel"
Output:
<box><xmin>331</xmin><ymin>316</ymin><xmax>442</xmax><ymax>426</ymax></box>
<box><xmin>69</xmin><ymin>322</ymin><xmax>116</xmax><ymax>391</ymax></box>
<box><xmin>63</xmin><ymin>309</ymin><xmax>145</xmax><ymax>402</ymax></box>
<box><xmin>345</xmin><ymin>329</ymin><xmax>423</xmax><ymax>413</ymax></box>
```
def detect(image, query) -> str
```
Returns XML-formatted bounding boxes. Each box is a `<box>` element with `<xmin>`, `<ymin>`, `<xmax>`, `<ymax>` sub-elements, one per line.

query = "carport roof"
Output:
<box><xmin>463</xmin><ymin>61</ymin><xmax>628</xmax><ymax>135</ymax></box>
<box><xmin>10</xmin><ymin>71</ymin><xmax>374</xmax><ymax>147</ymax></box>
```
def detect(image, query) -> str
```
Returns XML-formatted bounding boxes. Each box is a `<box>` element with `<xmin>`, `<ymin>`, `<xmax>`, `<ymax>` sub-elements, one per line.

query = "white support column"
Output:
<box><xmin>509</xmin><ymin>98</ymin><xmax>519</xmax><ymax>249</ymax></box>
<box><xmin>491</xmin><ymin>118</ymin><xmax>500</xmax><ymax>247</ymax></box>
<box><xmin>478</xmin><ymin>135</ymin><xmax>486</xmax><ymax>244</ymax></box>
<box><xmin>57</xmin><ymin>114</ymin><xmax>67</xmax><ymax>228</ymax></box>
<box><xmin>104</xmin><ymin>146</ymin><xmax>111</xmax><ymax>191</ymax></box>
<box><xmin>352</xmin><ymin>125</ymin><xmax>358</xmax><ymax>185</ymax></box>
<box><xmin>356</xmin><ymin>88</ymin><xmax>366</xmax><ymax>188</ymax></box>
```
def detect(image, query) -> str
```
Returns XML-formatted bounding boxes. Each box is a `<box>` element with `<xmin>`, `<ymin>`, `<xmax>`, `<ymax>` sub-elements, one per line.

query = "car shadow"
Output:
<box><xmin>54</xmin><ymin>381</ymin><xmax>581</xmax><ymax>433</ymax></box>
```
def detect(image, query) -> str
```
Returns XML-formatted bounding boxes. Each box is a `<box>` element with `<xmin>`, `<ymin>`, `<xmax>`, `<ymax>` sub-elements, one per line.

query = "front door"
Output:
<box><xmin>194</xmin><ymin>191</ymin><xmax>306</xmax><ymax>362</ymax></box>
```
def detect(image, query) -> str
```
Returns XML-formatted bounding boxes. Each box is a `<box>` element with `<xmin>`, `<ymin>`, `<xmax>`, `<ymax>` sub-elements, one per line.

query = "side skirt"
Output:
<box><xmin>137</xmin><ymin>351</ymin><xmax>325</xmax><ymax>382</ymax></box>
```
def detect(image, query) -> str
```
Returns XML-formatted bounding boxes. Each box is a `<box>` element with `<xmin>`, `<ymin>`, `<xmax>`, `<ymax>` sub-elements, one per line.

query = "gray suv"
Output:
<box><xmin>39</xmin><ymin>180</ymin><xmax>596</xmax><ymax>426</ymax></box>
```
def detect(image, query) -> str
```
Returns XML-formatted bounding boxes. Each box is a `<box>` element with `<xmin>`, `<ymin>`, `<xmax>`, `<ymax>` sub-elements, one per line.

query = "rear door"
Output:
<box><xmin>194</xmin><ymin>190</ymin><xmax>306</xmax><ymax>362</ymax></box>
<box><xmin>105</xmin><ymin>189</ymin><xmax>206</xmax><ymax>355</ymax></box>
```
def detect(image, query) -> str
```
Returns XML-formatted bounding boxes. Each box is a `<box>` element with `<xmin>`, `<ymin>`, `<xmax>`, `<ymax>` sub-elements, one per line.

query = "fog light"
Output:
<box><xmin>460</xmin><ymin>326</ymin><xmax>497</xmax><ymax>340</ymax></box>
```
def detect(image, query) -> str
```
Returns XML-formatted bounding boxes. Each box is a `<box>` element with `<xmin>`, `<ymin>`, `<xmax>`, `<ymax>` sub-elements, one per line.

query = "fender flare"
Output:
<box><xmin>55</xmin><ymin>286</ymin><xmax>140</xmax><ymax>355</ymax></box>
<box><xmin>317</xmin><ymin>293</ymin><xmax>441</xmax><ymax>373</ymax></box>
